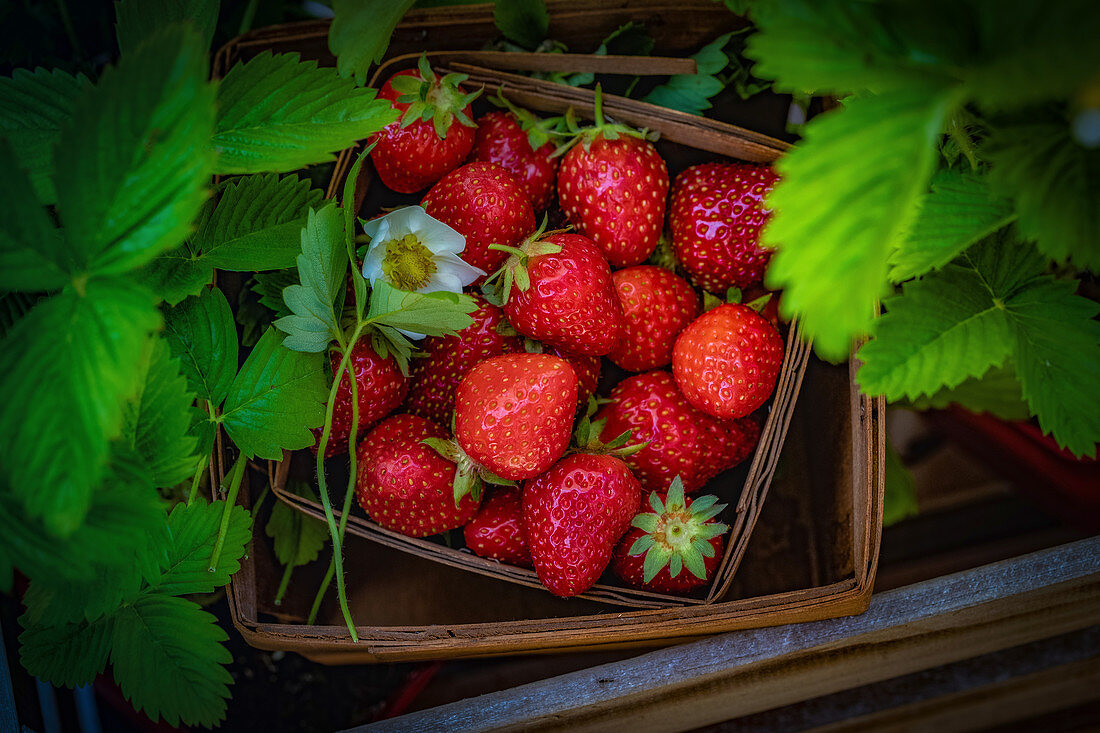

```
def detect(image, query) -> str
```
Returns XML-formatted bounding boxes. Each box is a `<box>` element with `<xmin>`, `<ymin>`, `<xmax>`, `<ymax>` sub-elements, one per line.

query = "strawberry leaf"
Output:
<box><xmin>329</xmin><ymin>0</ymin><xmax>417</xmax><ymax>85</ymax></box>
<box><xmin>906</xmin><ymin>362</ymin><xmax>1029</xmax><ymax>421</ymax></box>
<box><xmin>266</xmin><ymin>483</ymin><xmax>328</xmax><ymax>568</ymax></box>
<box><xmin>494</xmin><ymin>0</ymin><xmax>549</xmax><ymax>50</ymax></box>
<box><xmin>367</xmin><ymin>280</ymin><xmax>477</xmax><ymax>336</ymax></box>
<box><xmin>252</xmin><ymin>269</ymin><xmax>299</xmax><ymax>320</ymax></box>
<box><xmin>0</xmin><ymin>138</ymin><xmax>68</xmax><ymax>291</ymax></box>
<box><xmin>164</xmin><ymin>287</ymin><xmax>239</xmax><ymax>406</ymax></box>
<box><xmin>212</xmin><ymin>51</ymin><xmax>398</xmax><ymax>173</ymax></box>
<box><xmin>145</xmin><ymin>499</ymin><xmax>252</xmax><ymax>596</ymax></box>
<box><xmin>883</xmin><ymin>436</ymin><xmax>918</xmax><ymax>527</ymax></box>
<box><xmin>275</xmin><ymin>204</ymin><xmax>348</xmax><ymax>353</ymax></box>
<box><xmin>643</xmin><ymin>33</ymin><xmax>731</xmax><ymax>116</ymax></box>
<box><xmin>19</xmin><ymin>613</ymin><xmax>114</xmax><ymax>689</ymax></box>
<box><xmin>115</xmin><ymin>0</ymin><xmax>219</xmax><ymax>55</ymax></box>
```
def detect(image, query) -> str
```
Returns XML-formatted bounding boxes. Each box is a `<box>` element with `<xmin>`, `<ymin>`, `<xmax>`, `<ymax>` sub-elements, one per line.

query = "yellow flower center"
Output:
<box><xmin>382</xmin><ymin>233</ymin><xmax>437</xmax><ymax>291</ymax></box>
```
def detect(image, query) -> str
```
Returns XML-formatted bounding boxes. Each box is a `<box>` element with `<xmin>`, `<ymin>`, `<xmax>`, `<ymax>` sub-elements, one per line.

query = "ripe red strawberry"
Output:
<box><xmin>670</xmin><ymin>162</ymin><xmax>779</xmax><ymax>292</ymax></box>
<box><xmin>355</xmin><ymin>414</ymin><xmax>479</xmax><ymax>537</ymax></box>
<box><xmin>611</xmin><ymin>478</ymin><xmax>728</xmax><ymax>595</ymax></box>
<box><xmin>468</xmin><ymin>109</ymin><xmax>559</xmax><ymax>212</ymax></box>
<box><xmin>608</xmin><ymin>265</ymin><xmax>700</xmax><ymax>372</ymax></box>
<box><xmin>422</xmin><ymin>162</ymin><xmax>536</xmax><ymax>277</ymax></box>
<box><xmin>371</xmin><ymin>57</ymin><xmax>480</xmax><ymax>193</ymax></box>
<box><xmin>405</xmin><ymin>296</ymin><xmax>522</xmax><ymax>426</ymax></box>
<box><xmin>499</xmin><ymin>232</ymin><xmax>624</xmax><ymax>356</ymax></box>
<box><xmin>673</xmin><ymin>303</ymin><xmax>784</xmax><ymax>419</ymax></box>
<box><xmin>549</xmin><ymin>346</ymin><xmax>600</xmax><ymax>410</ymax></box>
<box><xmin>595</xmin><ymin>371</ymin><xmax>760</xmax><ymax>494</ymax></box>
<box><xmin>312</xmin><ymin>340</ymin><xmax>409</xmax><ymax>458</ymax></box>
<box><xmin>454</xmin><ymin>353</ymin><xmax>578</xmax><ymax>481</ymax></box>
<box><xmin>523</xmin><ymin>453</ymin><xmax>641</xmax><ymax>597</ymax></box>
<box><xmin>463</xmin><ymin>487</ymin><xmax>531</xmax><ymax>567</ymax></box>
<box><xmin>557</xmin><ymin>89</ymin><xmax>668</xmax><ymax>267</ymax></box>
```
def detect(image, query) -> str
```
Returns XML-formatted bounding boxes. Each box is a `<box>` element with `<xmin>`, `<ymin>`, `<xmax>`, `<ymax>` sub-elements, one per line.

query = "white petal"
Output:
<box><xmin>361</xmin><ymin>251</ymin><xmax>385</xmax><ymax>285</ymax></box>
<box><xmin>397</xmin><ymin>328</ymin><xmax>428</xmax><ymax>340</ymax></box>
<box><xmin>410</xmin><ymin>210</ymin><xmax>467</xmax><ymax>254</ymax></box>
<box><xmin>419</xmin><ymin>270</ymin><xmax>464</xmax><ymax>295</ymax></box>
<box><xmin>370</xmin><ymin>206</ymin><xmax>421</xmax><ymax>239</ymax></box>
<box><xmin>437</xmin><ymin>251</ymin><xmax>486</xmax><ymax>286</ymax></box>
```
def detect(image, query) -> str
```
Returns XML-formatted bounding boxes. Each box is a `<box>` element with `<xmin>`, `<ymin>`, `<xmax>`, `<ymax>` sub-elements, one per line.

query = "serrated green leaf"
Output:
<box><xmin>54</xmin><ymin>25</ymin><xmax>215</xmax><ymax>277</ymax></box>
<box><xmin>0</xmin><ymin>279</ymin><xmax>160</xmax><ymax>536</ymax></box>
<box><xmin>597</xmin><ymin>21</ymin><xmax>655</xmax><ymax>57</ymax></box>
<box><xmin>907</xmin><ymin>362</ymin><xmax>1030</xmax><ymax>421</ymax></box>
<box><xmin>329</xmin><ymin>0</ymin><xmax>417</xmax><ymax>85</ymax></box>
<box><xmin>111</xmin><ymin>594</ymin><xmax>232</xmax><ymax>727</ymax></box>
<box><xmin>252</xmin><ymin>269</ymin><xmax>299</xmax><ymax>319</ymax></box>
<box><xmin>367</xmin><ymin>280</ymin><xmax>476</xmax><ymax>336</ymax></box>
<box><xmin>143</xmin><ymin>499</ymin><xmax>251</xmax><ymax>595</ymax></box>
<box><xmin>164</xmin><ymin>287</ymin><xmax>238</xmax><ymax>406</ymax></box>
<box><xmin>19</xmin><ymin>613</ymin><xmax>114</xmax><ymax>689</ymax></box>
<box><xmin>266</xmin><ymin>485</ymin><xmax>327</xmax><ymax>568</ymax></box>
<box><xmin>0</xmin><ymin>66</ymin><xmax>90</xmax><ymax>204</ymax></box>
<box><xmin>274</xmin><ymin>205</ymin><xmax>348</xmax><ymax>353</ymax></box>
<box><xmin>220</xmin><ymin>327</ymin><xmax>328</xmax><ymax>460</ymax></box>
<box><xmin>985</xmin><ymin>120</ymin><xmax>1100</xmax><ymax>271</ymax></box>
<box><xmin>136</xmin><ymin>251</ymin><xmax>213</xmax><ymax>306</ymax></box>
<box><xmin>883</xmin><ymin>435</ymin><xmax>918</xmax><ymax>527</ymax></box>
<box><xmin>494</xmin><ymin>0</ymin><xmax>549</xmax><ymax>50</ymax></box>
<box><xmin>115</xmin><ymin>0</ymin><xmax>219</xmax><ymax>55</ymax></box>
<box><xmin>643</xmin><ymin>32</ymin><xmax>731</xmax><ymax>115</ymax></box>
<box><xmin>889</xmin><ymin>169</ymin><xmax>1016</xmax><ymax>283</ymax></box>
<box><xmin>213</xmin><ymin>51</ymin><xmax>399</xmax><ymax>173</ymax></box>
<box><xmin>765</xmin><ymin>83</ymin><xmax>958</xmax><ymax>360</ymax></box>
<box><xmin>0</xmin><ymin>138</ymin><xmax>68</xmax><ymax>291</ymax></box>
<box><xmin>22</xmin><ymin>562</ymin><xmax>143</xmax><ymax>627</ymax></box>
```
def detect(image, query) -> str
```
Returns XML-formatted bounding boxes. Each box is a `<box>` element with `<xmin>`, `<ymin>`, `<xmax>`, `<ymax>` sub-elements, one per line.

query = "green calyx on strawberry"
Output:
<box><xmin>422</xmin><ymin>432</ymin><xmax>516</xmax><ymax>509</ymax></box>
<box><xmin>572</xmin><ymin>396</ymin><xmax>648</xmax><ymax>458</ymax></box>
<box><xmin>480</xmin><ymin>216</ymin><xmax>564</xmax><ymax>305</ymax></box>
<box><xmin>489</xmin><ymin>88</ymin><xmax>567</xmax><ymax>153</ymax></box>
<box><xmin>702</xmin><ymin>286</ymin><xmax>772</xmax><ymax>314</ymax></box>
<box><xmin>628</xmin><ymin>477</ymin><xmax>728</xmax><ymax>584</ymax></box>
<box><xmin>389</xmin><ymin>54</ymin><xmax>482</xmax><ymax>139</ymax></box>
<box><xmin>557</xmin><ymin>83</ymin><xmax>656</xmax><ymax>155</ymax></box>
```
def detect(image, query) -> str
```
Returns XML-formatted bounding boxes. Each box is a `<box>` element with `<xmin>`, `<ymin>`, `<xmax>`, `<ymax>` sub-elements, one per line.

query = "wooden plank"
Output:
<box><xmin>356</xmin><ymin>537</ymin><xmax>1100</xmax><ymax>733</ymax></box>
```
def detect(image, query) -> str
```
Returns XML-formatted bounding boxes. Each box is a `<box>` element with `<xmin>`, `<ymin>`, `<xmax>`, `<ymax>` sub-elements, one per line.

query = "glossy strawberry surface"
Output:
<box><xmin>670</xmin><ymin>162</ymin><xmax>779</xmax><ymax>292</ymax></box>
<box><xmin>672</xmin><ymin>303</ymin><xmax>784</xmax><ymax>419</ymax></box>
<box><xmin>463</xmin><ymin>487</ymin><xmax>532</xmax><ymax>567</ymax></box>
<box><xmin>503</xmin><ymin>233</ymin><xmax>624</xmax><ymax>356</ymax></box>
<box><xmin>523</xmin><ymin>453</ymin><xmax>641</xmax><ymax>597</ymax></box>
<box><xmin>405</xmin><ymin>296</ymin><xmax>522</xmax><ymax>426</ymax></box>
<box><xmin>454</xmin><ymin>353</ymin><xmax>578</xmax><ymax>481</ymax></box>
<box><xmin>355</xmin><ymin>414</ymin><xmax>479</xmax><ymax>537</ymax></box>
<box><xmin>545</xmin><ymin>345</ymin><xmax>600</xmax><ymax>411</ymax></box>
<box><xmin>468</xmin><ymin>111</ymin><xmax>559</xmax><ymax>211</ymax></box>
<box><xmin>558</xmin><ymin>135</ymin><xmax>668</xmax><ymax>267</ymax></box>
<box><xmin>422</xmin><ymin>162</ymin><xmax>536</xmax><ymax>276</ymax></box>
<box><xmin>608</xmin><ymin>265</ymin><xmax>700</xmax><ymax>372</ymax></box>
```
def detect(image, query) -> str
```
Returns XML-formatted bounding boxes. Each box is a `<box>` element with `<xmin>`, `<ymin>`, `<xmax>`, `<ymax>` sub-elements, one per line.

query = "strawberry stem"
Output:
<box><xmin>186</xmin><ymin>452</ymin><xmax>208</xmax><ymax>507</ymax></box>
<box><xmin>208</xmin><ymin>452</ymin><xmax>247</xmax><ymax>573</ymax></box>
<box><xmin>274</xmin><ymin>558</ymin><xmax>294</xmax><ymax>606</ymax></box>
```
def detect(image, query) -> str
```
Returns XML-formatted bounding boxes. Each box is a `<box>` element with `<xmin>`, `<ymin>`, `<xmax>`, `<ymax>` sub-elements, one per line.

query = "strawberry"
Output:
<box><xmin>549</xmin><ymin>346</ymin><xmax>600</xmax><ymax>410</ymax></box>
<box><xmin>611</xmin><ymin>477</ymin><xmax>728</xmax><ymax>595</ymax></box>
<box><xmin>557</xmin><ymin>87</ymin><xmax>668</xmax><ymax>267</ymax></box>
<box><xmin>312</xmin><ymin>340</ymin><xmax>409</xmax><ymax>458</ymax></box>
<box><xmin>454</xmin><ymin>353</ymin><xmax>578</xmax><ymax>481</ymax></box>
<box><xmin>371</xmin><ymin>56</ymin><xmax>480</xmax><ymax>194</ymax></box>
<box><xmin>405</xmin><ymin>295</ymin><xmax>522</xmax><ymax>427</ymax></box>
<box><xmin>608</xmin><ymin>265</ymin><xmax>700</xmax><ymax>372</ymax></box>
<box><xmin>669</xmin><ymin>162</ymin><xmax>779</xmax><ymax>292</ymax></box>
<box><xmin>422</xmin><ymin>162</ymin><xmax>536</xmax><ymax>277</ymax></box>
<box><xmin>672</xmin><ymin>303</ymin><xmax>784</xmax><ymax>419</ymax></box>
<box><xmin>496</xmin><ymin>231</ymin><xmax>624</xmax><ymax>356</ymax></box>
<box><xmin>468</xmin><ymin>106</ymin><xmax>560</xmax><ymax>212</ymax></box>
<box><xmin>463</xmin><ymin>487</ymin><xmax>531</xmax><ymax>567</ymax></box>
<box><xmin>523</xmin><ymin>453</ymin><xmax>641</xmax><ymax>597</ymax></box>
<box><xmin>355</xmin><ymin>414</ymin><xmax>480</xmax><ymax>537</ymax></box>
<box><xmin>595</xmin><ymin>371</ymin><xmax>760</xmax><ymax>494</ymax></box>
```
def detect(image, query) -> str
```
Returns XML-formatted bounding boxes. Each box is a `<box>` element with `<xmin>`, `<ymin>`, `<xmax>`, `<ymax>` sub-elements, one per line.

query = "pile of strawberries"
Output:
<box><xmin>318</xmin><ymin>59</ymin><xmax>786</xmax><ymax>599</ymax></box>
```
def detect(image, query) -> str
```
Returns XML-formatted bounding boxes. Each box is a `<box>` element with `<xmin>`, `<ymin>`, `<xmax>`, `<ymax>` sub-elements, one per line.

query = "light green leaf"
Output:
<box><xmin>252</xmin><ymin>268</ymin><xmax>299</xmax><ymax>319</ymax></box>
<box><xmin>0</xmin><ymin>279</ymin><xmax>160</xmax><ymax>536</ymax></box>
<box><xmin>883</xmin><ymin>436</ymin><xmax>918</xmax><ymax>527</ymax></box>
<box><xmin>144</xmin><ymin>499</ymin><xmax>252</xmax><ymax>595</ymax></box>
<box><xmin>0</xmin><ymin>138</ymin><xmax>68</xmax><ymax>291</ymax></box>
<box><xmin>907</xmin><ymin>362</ymin><xmax>1030</xmax><ymax>421</ymax></box>
<box><xmin>494</xmin><ymin>0</ymin><xmax>549</xmax><ymax>50</ymax></box>
<box><xmin>213</xmin><ymin>51</ymin><xmax>399</xmax><ymax>173</ymax></box>
<box><xmin>19</xmin><ymin>613</ymin><xmax>114</xmax><ymax>689</ymax></box>
<box><xmin>164</xmin><ymin>287</ymin><xmax>238</xmax><ymax>406</ymax></box>
<box><xmin>274</xmin><ymin>205</ymin><xmax>348</xmax><ymax>353</ymax></box>
<box><xmin>367</xmin><ymin>280</ymin><xmax>477</xmax><ymax>336</ymax></box>
<box><xmin>136</xmin><ymin>251</ymin><xmax>213</xmax><ymax>306</ymax></box>
<box><xmin>329</xmin><ymin>0</ymin><xmax>417</xmax><ymax>85</ymax></box>
<box><xmin>220</xmin><ymin>327</ymin><xmax>328</xmax><ymax>460</ymax></box>
<box><xmin>985</xmin><ymin>120</ymin><xmax>1100</xmax><ymax>271</ymax></box>
<box><xmin>643</xmin><ymin>32</ymin><xmax>731</xmax><ymax>115</ymax></box>
<box><xmin>54</xmin><ymin>25</ymin><xmax>215</xmax><ymax>277</ymax></box>
<box><xmin>115</xmin><ymin>0</ymin><xmax>220</xmax><ymax>54</ymax></box>
<box><xmin>765</xmin><ymin>83</ymin><xmax>958</xmax><ymax>360</ymax></box>
<box><xmin>0</xmin><ymin>66</ymin><xmax>90</xmax><ymax>204</ymax></box>
<box><xmin>111</xmin><ymin>594</ymin><xmax>232</xmax><ymax>727</ymax></box>
<box><xmin>889</xmin><ymin>169</ymin><xmax>1016</xmax><ymax>283</ymax></box>
<box><xmin>266</xmin><ymin>484</ymin><xmax>327</xmax><ymax>568</ymax></box>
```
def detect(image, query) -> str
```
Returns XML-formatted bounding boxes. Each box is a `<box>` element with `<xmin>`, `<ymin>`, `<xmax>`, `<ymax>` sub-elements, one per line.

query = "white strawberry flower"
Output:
<box><xmin>361</xmin><ymin>205</ymin><xmax>484</xmax><ymax>295</ymax></box>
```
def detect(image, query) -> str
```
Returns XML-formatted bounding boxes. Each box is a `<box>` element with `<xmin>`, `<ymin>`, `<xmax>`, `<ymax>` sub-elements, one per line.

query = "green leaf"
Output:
<box><xmin>643</xmin><ymin>74</ymin><xmax>726</xmax><ymax>116</ymax></box>
<box><xmin>22</xmin><ymin>563</ymin><xmax>142</xmax><ymax>627</ymax></box>
<box><xmin>164</xmin><ymin>287</ymin><xmax>239</xmax><ymax>406</ymax></box>
<box><xmin>252</xmin><ymin>268</ymin><xmax>299</xmax><ymax>319</ymax></box>
<box><xmin>213</xmin><ymin>51</ymin><xmax>399</xmax><ymax>173</ymax></box>
<box><xmin>274</xmin><ymin>205</ymin><xmax>348</xmax><ymax>352</ymax></box>
<box><xmin>883</xmin><ymin>435</ymin><xmax>918</xmax><ymax>527</ymax></box>
<box><xmin>494</xmin><ymin>0</ymin><xmax>549</xmax><ymax>50</ymax></box>
<box><xmin>115</xmin><ymin>0</ymin><xmax>219</xmax><ymax>55</ymax></box>
<box><xmin>0</xmin><ymin>291</ymin><xmax>42</xmax><ymax>338</ymax></box>
<box><xmin>0</xmin><ymin>67</ymin><xmax>90</xmax><ymax>204</ymax></box>
<box><xmin>889</xmin><ymin>169</ymin><xmax>1016</xmax><ymax>283</ymax></box>
<box><xmin>220</xmin><ymin>327</ymin><xmax>328</xmax><ymax>460</ymax></box>
<box><xmin>111</xmin><ymin>594</ymin><xmax>232</xmax><ymax>727</ymax></box>
<box><xmin>54</xmin><ymin>25</ymin><xmax>215</xmax><ymax>277</ymax></box>
<box><xmin>367</xmin><ymin>280</ymin><xmax>477</xmax><ymax>336</ymax></box>
<box><xmin>266</xmin><ymin>483</ymin><xmax>327</xmax><ymax>568</ymax></box>
<box><xmin>19</xmin><ymin>613</ymin><xmax>114</xmax><ymax>689</ymax></box>
<box><xmin>985</xmin><ymin>120</ymin><xmax>1100</xmax><ymax>271</ymax></box>
<box><xmin>135</xmin><ymin>251</ymin><xmax>212</xmax><ymax>306</ymax></box>
<box><xmin>0</xmin><ymin>279</ymin><xmax>160</xmax><ymax>536</ymax></box>
<box><xmin>765</xmin><ymin>83</ymin><xmax>958</xmax><ymax>360</ymax></box>
<box><xmin>120</xmin><ymin>338</ymin><xmax>201</xmax><ymax>488</ymax></box>
<box><xmin>907</xmin><ymin>362</ymin><xmax>1030</xmax><ymax>421</ymax></box>
<box><xmin>329</xmin><ymin>0</ymin><xmax>417</xmax><ymax>85</ymax></box>
<box><xmin>0</xmin><ymin>138</ymin><xmax>68</xmax><ymax>291</ymax></box>
<box><xmin>144</xmin><ymin>499</ymin><xmax>252</xmax><ymax>595</ymax></box>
